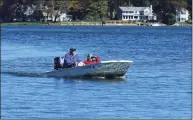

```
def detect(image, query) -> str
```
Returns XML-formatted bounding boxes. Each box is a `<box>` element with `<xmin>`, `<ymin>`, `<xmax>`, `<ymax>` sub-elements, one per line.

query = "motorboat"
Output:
<box><xmin>46</xmin><ymin>60</ymin><xmax>133</xmax><ymax>79</ymax></box>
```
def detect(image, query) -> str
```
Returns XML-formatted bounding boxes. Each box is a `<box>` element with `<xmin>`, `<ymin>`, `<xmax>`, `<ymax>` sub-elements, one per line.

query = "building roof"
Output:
<box><xmin>119</xmin><ymin>6</ymin><xmax>149</xmax><ymax>11</ymax></box>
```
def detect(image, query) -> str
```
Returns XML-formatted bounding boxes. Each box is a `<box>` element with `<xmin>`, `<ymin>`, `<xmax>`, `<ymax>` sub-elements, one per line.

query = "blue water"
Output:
<box><xmin>1</xmin><ymin>25</ymin><xmax>192</xmax><ymax>118</ymax></box>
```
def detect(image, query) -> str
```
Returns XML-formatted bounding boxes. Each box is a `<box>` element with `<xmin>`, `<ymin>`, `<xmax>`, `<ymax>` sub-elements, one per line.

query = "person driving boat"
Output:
<box><xmin>63</xmin><ymin>47</ymin><xmax>81</xmax><ymax>68</ymax></box>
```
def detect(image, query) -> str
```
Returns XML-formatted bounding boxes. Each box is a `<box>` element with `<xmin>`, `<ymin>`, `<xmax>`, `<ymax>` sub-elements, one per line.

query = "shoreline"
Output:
<box><xmin>1</xmin><ymin>22</ymin><xmax>192</xmax><ymax>26</ymax></box>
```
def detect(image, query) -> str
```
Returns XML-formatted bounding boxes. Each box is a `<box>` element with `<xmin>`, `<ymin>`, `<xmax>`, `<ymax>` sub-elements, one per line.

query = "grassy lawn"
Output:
<box><xmin>1</xmin><ymin>21</ymin><xmax>47</xmax><ymax>25</ymax></box>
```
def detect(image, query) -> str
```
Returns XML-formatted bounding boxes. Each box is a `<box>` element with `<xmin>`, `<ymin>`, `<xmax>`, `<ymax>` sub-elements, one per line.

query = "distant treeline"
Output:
<box><xmin>0</xmin><ymin>0</ymin><xmax>192</xmax><ymax>24</ymax></box>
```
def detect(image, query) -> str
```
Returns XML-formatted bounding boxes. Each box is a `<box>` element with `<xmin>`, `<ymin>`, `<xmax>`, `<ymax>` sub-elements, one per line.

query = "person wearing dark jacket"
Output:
<box><xmin>63</xmin><ymin>48</ymin><xmax>81</xmax><ymax>68</ymax></box>
<box><xmin>83</xmin><ymin>54</ymin><xmax>101</xmax><ymax>65</ymax></box>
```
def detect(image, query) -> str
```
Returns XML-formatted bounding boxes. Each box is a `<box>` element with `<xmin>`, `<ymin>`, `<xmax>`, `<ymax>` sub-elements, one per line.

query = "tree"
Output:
<box><xmin>169</xmin><ymin>0</ymin><xmax>187</xmax><ymax>10</ymax></box>
<box><xmin>108</xmin><ymin>0</ymin><xmax>116</xmax><ymax>19</ymax></box>
<box><xmin>85</xmin><ymin>0</ymin><xmax>108</xmax><ymax>20</ymax></box>
<box><xmin>187</xmin><ymin>0</ymin><xmax>192</xmax><ymax>20</ymax></box>
<box><xmin>163</xmin><ymin>12</ymin><xmax>176</xmax><ymax>25</ymax></box>
<box><xmin>0</xmin><ymin>0</ymin><xmax>3</xmax><ymax>7</ymax></box>
<box><xmin>53</xmin><ymin>0</ymin><xmax>68</xmax><ymax>22</ymax></box>
<box><xmin>142</xmin><ymin>0</ymin><xmax>150</xmax><ymax>6</ymax></box>
<box><xmin>0</xmin><ymin>0</ymin><xmax>191</xmax><ymax>23</ymax></box>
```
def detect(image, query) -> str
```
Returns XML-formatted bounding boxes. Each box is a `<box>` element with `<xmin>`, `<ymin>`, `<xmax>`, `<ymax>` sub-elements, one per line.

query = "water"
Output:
<box><xmin>1</xmin><ymin>25</ymin><xmax>192</xmax><ymax>118</ymax></box>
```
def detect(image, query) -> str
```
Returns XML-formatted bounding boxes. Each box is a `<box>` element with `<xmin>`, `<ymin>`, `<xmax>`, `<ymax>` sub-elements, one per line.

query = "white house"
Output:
<box><xmin>176</xmin><ymin>8</ymin><xmax>189</xmax><ymax>22</ymax></box>
<box><xmin>59</xmin><ymin>13</ymin><xmax>72</xmax><ymax>22</ymax></box>
<box><xmin>118</xmin><ymin>5</ymin><xmax>157</xmax><ymax>21</ymax></box>
<box><xmin>43</xmin><ymin>12</ymin><xmax>72</xmax><ymax>22</ymax></box>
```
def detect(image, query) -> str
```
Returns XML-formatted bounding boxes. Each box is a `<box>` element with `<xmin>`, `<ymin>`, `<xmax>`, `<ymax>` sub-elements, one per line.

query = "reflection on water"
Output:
<box><xmin>2</xmin><ymin>71</ymin><xmax>127</xmax><ymax>82</ymax></box>
<box><xmin>1</xmin><ymin>71</ymin><xmax>47</xmax><ymax>77</ymax></box>
<box><xmin>54</xmin><ymin>76</ymin><xmax>127</xmax><ymax>82</ymax></box>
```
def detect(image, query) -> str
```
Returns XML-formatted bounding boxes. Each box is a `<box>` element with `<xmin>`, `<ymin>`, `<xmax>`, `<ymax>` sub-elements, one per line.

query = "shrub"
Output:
<box><xmin>163</xmin><ymin>13</ymin><xmax>176</xmax><ymax>25</ymax></box>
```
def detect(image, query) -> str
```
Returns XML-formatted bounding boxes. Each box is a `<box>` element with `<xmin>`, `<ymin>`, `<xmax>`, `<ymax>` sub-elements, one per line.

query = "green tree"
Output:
<box><xmin>67</xmin><ymin>0</ymin><xmax>88</xmax><ymax>20</ymax></box>
<box><xmin>163</xmin><ymin>12</ymin><xmax>176</xmax><ymax>25</ymax></box>
<box><xmin>86</xmin><ymin>0</ymin><xmax>108</xmax><ymax>20</ymax></box>
<box><xmin>0</xmin><ymin>0</ymin><xmax>191</xmax><ymax>23</ymax></box>
<box><xmin>187</xmin><ymin>0</ymin><xmax>192</xmax><ymax>20</ymax></box>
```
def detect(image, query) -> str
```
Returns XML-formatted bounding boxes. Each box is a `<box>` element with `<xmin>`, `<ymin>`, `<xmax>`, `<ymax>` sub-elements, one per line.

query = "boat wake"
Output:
<box><xmin>2</xmin><ymin>71</ymin><xmax>47</xmax><ymax>77</ymax></box>
<box><xmin>2</xmin><ymin>71</ymin><xmax>126</xmax><ymax>81</ymax></box>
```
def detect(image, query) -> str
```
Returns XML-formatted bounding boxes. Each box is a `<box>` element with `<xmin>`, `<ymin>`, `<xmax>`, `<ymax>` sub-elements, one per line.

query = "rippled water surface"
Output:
<box><xmin>1</xmin><ymin>25</ymin><xmax>192</xmax><ymax>118</ymax></box>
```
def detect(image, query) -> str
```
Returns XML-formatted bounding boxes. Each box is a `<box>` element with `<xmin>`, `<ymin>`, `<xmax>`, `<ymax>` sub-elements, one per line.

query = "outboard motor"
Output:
<box><xmin>54</xmin><ymin>57</ymin><xmax>64</xmax><ymax>70</ymax></box>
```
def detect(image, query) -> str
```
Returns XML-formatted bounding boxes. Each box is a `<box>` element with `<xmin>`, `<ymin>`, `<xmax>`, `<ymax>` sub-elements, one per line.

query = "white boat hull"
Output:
<box><xmin>46</xmin><ymin>60</ymin><xmax>133</xmax><ymax>78</ymax></box>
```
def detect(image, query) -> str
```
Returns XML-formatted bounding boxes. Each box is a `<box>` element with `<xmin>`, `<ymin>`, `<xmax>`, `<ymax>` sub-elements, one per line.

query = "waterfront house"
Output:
<box><xmin>118</xmin><ymin>5</ymin><xmax>157</xmax><ymax>21</ymax></box>
<box><xmin>176</xmin><ymin>8</ymin><xmax>189</xmax><ymax>22</ymax></box>
<box><xmin>43</xmin><ymin>12</ymin><xmax>72</xmax><ymax>22</ymax></box>
<box><xmin>59</xmin><ymin>13</ymin><xmax>72</xmax><ymax>22</ymax></box>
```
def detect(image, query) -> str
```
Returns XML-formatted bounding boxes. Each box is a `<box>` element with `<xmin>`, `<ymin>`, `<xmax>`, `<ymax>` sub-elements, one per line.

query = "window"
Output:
<box><xmin>123</xmin><ymin>16</ymin><xmax>129</xmax><ymax>19</ymax></box>
<box><xmin>140</xmin><ymin>11</ymin><xmax>144</xmax><ymax>15</ymax></box>
<box><xmin>180</xmin><ymin>11</ymin><xmax>186</xmax><ymax>14</ymax></box>
<box><xmin>129</xmin><ymin>11</ymin><xmax>134</xmax><ymax>13</ymax></box>
<box><xmin>131</xmin><ymin>16</ymin><xmax>133</xmax><ymax>19</ymax></box>
<box><xmin>134</xmin><ymin>16</ymin><xmax>138</xmax><ymax>19</ymax></box>
<box><xmin>123</xmin><ymin>11</ymin><xmax>129</xmax><ymax>13</ymax></box>
<box><xmin>135</xmin><ymin>11</ymin><xmax>138</xmax><ymax>13</ymax></box>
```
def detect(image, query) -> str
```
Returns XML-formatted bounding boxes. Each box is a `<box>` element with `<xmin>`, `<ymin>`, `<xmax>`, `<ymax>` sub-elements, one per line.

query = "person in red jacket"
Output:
<box><xmin>83</xmin><ymin>54</ymin><xmax>101</xmax><ymax>65</ymax></box>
